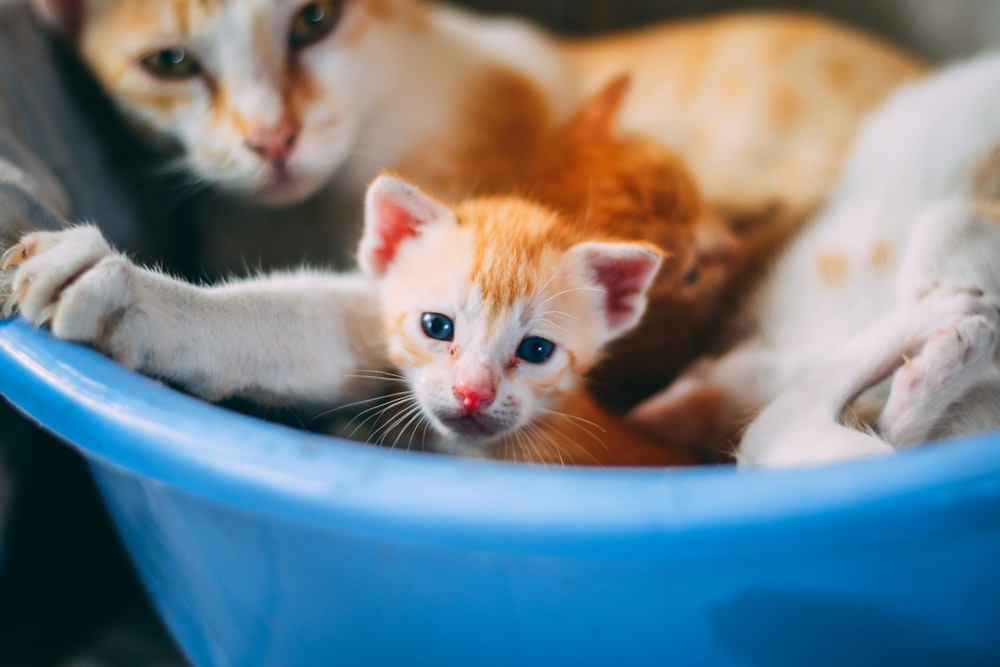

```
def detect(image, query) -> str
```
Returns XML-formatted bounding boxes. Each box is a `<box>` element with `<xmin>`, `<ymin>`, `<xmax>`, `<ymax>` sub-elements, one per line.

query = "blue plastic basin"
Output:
<box><xmin>1</xmin><ymin>317</ymin><xmax>998</xmax><ymax>666</ymax></box>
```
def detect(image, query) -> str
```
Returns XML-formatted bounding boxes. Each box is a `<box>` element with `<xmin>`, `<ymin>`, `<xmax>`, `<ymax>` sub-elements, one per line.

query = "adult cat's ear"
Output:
<box><xmin>565</xmin><ymin>74</ymin><xmax>631</xmax><ymax>141</ymax></box>
<box><xmin>358</xmin><ymin>174</ymin><xmax>456</xmax><ymax>278</ymax></box>
<box><xmin>566</xmin><ymin>241</ymin><xmax>663</xmax><ymax>343</ymax></box>
<box><xmin>28</xmin><ymin>0</ymin><xmax>85</xmax><ymax>37</ymax></box>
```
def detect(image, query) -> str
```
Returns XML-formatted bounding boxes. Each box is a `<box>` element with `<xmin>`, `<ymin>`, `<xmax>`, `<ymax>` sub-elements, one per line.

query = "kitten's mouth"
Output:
<box><xmin>437</xmin><ymin>414</ymin><xmax>502</xmax><ymax>440</ymax></box>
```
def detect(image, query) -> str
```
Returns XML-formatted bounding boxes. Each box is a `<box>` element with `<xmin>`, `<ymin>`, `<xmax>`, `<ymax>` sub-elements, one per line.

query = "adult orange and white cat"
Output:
<box><xmin>629</xmin><ymin>51</ymin><xmax>1000</xmax><ymax>466</ymax></box>
<box><xmin>26</xmin><ymin>0</ymin><xmax>923</xmax><ymax>274</ymax></box>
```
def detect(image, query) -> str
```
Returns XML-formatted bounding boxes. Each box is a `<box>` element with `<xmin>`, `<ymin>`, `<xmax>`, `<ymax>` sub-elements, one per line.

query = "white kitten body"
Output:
<box><xmin>632</xmin><ymin>51</ymin><xmax>1000</xmax><ymax>466</ymax></box>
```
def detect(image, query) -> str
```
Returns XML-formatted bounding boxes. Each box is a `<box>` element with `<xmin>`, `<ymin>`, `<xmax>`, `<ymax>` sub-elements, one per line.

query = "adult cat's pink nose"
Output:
<box><xmin>453</xmin><ymin>381</ymin><xmax>495</xmax><ymax>412</ymax></box>
<box><xmin>245</xmin><ymin>118</ymin><xmax>300</xmax><ymax>163</ymax></box>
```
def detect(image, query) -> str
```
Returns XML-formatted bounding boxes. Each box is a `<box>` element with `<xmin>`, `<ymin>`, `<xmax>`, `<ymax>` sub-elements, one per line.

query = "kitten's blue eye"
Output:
<box><xmin>290</xmin><ymin>0</ymin><xmax>343</xmax><ymax>49</ymax></box>
<box><xmin>421</xmin><ymin>313</ymin><xmax>454</xmax><ymax>341</ymax></box>
<box><xmin>516</xmin><ymin>336</ymin><xmax>555</xmax><ymax>364</ymax></box>
<box><xmin>139</xmin><ymin>49</ymin><xmax>202</xmax><ymax>80</ymax></box>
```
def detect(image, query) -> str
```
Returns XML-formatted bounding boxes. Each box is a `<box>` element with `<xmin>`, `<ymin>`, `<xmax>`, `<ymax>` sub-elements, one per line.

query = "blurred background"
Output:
<box><xmin>450</xmin><ymin>0</ymin><xmax>1000</xmax><ymax>61</ymax></box>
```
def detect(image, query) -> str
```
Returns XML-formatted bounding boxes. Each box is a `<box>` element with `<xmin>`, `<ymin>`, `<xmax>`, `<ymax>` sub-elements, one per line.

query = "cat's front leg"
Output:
<box><xmin>6</xmin><ymin>225</ymin><xmax>391</xmax><ymax>406</ymax></box>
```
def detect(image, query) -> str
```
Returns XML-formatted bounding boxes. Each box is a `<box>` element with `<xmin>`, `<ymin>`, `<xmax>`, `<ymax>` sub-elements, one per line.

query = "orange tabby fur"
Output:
<box><xmin>558</xmin><ymin>11</ymin><xmax>925</xmax><ymax>238</ymax></box>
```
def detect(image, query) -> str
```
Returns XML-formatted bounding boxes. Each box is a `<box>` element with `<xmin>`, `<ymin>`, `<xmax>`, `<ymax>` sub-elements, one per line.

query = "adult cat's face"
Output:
<box><xmin>55</xmin><ymin>0</ymin><xmax>402</xmax><ymax>203</ymax></box>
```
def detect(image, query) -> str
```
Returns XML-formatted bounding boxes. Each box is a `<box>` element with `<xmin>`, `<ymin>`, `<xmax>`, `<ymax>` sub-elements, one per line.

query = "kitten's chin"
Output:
<box><xmin>438</xmin><ymin>415</ymin><xmax>501</xmax><ymax>440</ymax></box>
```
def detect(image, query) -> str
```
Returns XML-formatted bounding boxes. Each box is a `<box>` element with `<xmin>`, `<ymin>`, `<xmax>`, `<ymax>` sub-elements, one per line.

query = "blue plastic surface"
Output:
<box><xmin>1</xmin><ymin>317</ymin><xmax>999</xmax><ymax>666</ymax></box>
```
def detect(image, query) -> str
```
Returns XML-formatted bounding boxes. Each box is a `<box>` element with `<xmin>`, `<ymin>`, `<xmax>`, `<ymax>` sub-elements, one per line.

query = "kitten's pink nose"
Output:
<box><xmin>453</xmin><ymin>381</ymin><xmax>495</xmax><ymax>413</ymax></box>
<box><xmin>244</xmin><ymin>118</ymin><xmax>300</xmax><ymax>163</ymax></box>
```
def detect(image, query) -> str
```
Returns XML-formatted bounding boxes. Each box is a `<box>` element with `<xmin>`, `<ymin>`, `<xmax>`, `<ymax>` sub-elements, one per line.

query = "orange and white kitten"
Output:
<box><xmin>355</xmin><ymin>175</ymin><xmax>695</xmax><ymax>465</ymax></box>
<box><xmin>28</xmin><ymin>0</ymin><xmax>923</xmax><ymax>272</ymax></box>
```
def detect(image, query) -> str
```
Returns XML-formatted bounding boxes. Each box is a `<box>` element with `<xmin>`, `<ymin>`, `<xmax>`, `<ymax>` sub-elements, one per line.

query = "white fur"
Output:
<box><xmin>9</xmin><ymin>225</ymin><xmax>388</xmax><ymax>406</ymax></box>
<box><xmin>632</xmin><ymin>51</ymin><xmax>1000</xmax><ymax>467</ymax></box>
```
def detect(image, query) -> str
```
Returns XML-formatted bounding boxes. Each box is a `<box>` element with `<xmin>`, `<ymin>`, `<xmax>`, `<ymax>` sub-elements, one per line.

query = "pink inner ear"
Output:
<box><xmin>587</xmin><ymin>250</ymin><xmax>660</xmax><ymax>332</ymax></box>
<box><xmin>371</xmin><ymin>198</ymin><xmax>423</xmax><ymax>275</ymax></box>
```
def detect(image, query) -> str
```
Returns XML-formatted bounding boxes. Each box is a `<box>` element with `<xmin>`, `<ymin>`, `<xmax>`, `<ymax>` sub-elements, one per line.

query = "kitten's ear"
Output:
<box><xmin>566</xmin><ymin>74</ymin><xmax>631</xmax><ymax>141</ymax></box>
<box><xmin>28</xmin><ymin>0</ymin><xmax>85</xmax><ymax>36</ymax></box>
<box><xmin>566</xmin><ymin>241</ymin><xmax>663</xmax><ymax>343</ymax></box>
<box><xmin>358</xmin><ymin>174</ymin><xmax>456</xmax><ymax>278</ymax></box>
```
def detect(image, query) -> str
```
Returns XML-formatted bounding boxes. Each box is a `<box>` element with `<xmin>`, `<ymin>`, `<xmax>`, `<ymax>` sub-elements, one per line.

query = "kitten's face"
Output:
<box><xmin>381</xmin><ymin>203</ymin><xmax>597</xmax><ymax>447</ymax></box>
<box><xmin>50</xmin><ymin>0</ymin><xmax>402</xmax><ymax>203</ymax></box>
<box><xmin>359</xmin><ymin>179</ymin><xmax>661</xmax><ymax>451</ymax></box>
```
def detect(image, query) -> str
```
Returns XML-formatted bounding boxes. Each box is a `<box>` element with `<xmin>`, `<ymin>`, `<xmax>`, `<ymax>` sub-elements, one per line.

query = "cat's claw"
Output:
<box><xmin>34</xmin><ymin>304</ymin><xmax>56</xmax><ymax>329</ymax></box>
<box><xmin>1</xmin><ymin>243</ymin><xmax>26</xmax><ymax>271</ymax></box>
<box><xmin>1</xmin><ymin>294</ymin><xmax>18</xmax><ymax>319</ymax></box>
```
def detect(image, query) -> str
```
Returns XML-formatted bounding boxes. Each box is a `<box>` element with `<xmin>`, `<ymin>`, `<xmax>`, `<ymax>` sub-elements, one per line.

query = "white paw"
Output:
<box><xmin>6</xmin><ymin>226</ymin><xmax>148</xmax><ymax>368</ymax></box>
<box><xmin>880</xmin><ymin>289</ymin><xmax>1000</xmax><ymax>446</ymax></box>
<box><xmin>908</xmin><ymin>283</ymin><xmax>998</xmax><ymax>335</ymax></box>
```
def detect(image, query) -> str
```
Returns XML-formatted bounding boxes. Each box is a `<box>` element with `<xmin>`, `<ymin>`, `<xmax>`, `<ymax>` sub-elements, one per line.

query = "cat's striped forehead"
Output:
<box><xmin>457</xmin><ymin>197</ymin><xmax>578</xmax><ymax>325</ymax></box>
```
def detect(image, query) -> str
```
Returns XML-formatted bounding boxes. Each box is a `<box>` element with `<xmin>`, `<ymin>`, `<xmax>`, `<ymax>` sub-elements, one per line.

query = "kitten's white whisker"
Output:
<box><xmin>542</xmin><ymin>409</ymin><xmax>609</xmax><ymax>461</ymax></box>
<box><xmin>391</xmin><ymin>405</ymin><xmax>426</xmax><ymax>450</ymax></box>
<box><xmin>538</xmin><ymin>286</ymin><xmax>604</xmax><ymax>308</ymax></box>
<box><xmin>313</xmin><ymin>390</ymin><xmax>411</xmax><ymax>419</ymax></box>
<box><xmin>372</xmin><ymin>401</ymin><xmax>423</xmax><ymax>446</ymax></box>
<box><xmin>344</xmin><ymin>395</ymin><xmax>416</xmax><ymax>441</ymax></box>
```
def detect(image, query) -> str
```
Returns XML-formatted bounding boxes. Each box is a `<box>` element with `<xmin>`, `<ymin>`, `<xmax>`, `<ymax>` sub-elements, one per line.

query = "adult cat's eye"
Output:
<box><xmin>289</xmin><ymin>0</ymin><xmax>343</xmax><ymax>49</ymax></box>
<box><xmin>421</xmin><ymin>312</ymin><xmax>454</xmax><ymax>342</ymax></box>
<box><xmin>139</xmin><ymin>49</ymin><xmax>202</xmax><ymax>80</ymax></box>
<box><xmin>516</xmin><ymin>337</ymin><xmax>555</xmax><ymax>364</ymax></box>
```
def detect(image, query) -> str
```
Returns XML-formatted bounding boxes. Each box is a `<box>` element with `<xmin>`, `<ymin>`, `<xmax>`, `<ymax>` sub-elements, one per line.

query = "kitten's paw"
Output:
<box><xmin>9</xmin><ymin>226</ymin><xmax>147</xmax><ymax>367</ymax></box>
<box><xmin>1</xmin><ymin>244</ymin><xmax>28</xmax><ymax>318</ymax></box>
<box><xmin>880</xmin><ymin>305</ymin><xmax>999</xmax><ymax>445</ymax></box>
<box><xmin>10</xmin><ymin>226</ymin><xmax>115</xmax><ymax>322</ymax></box>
